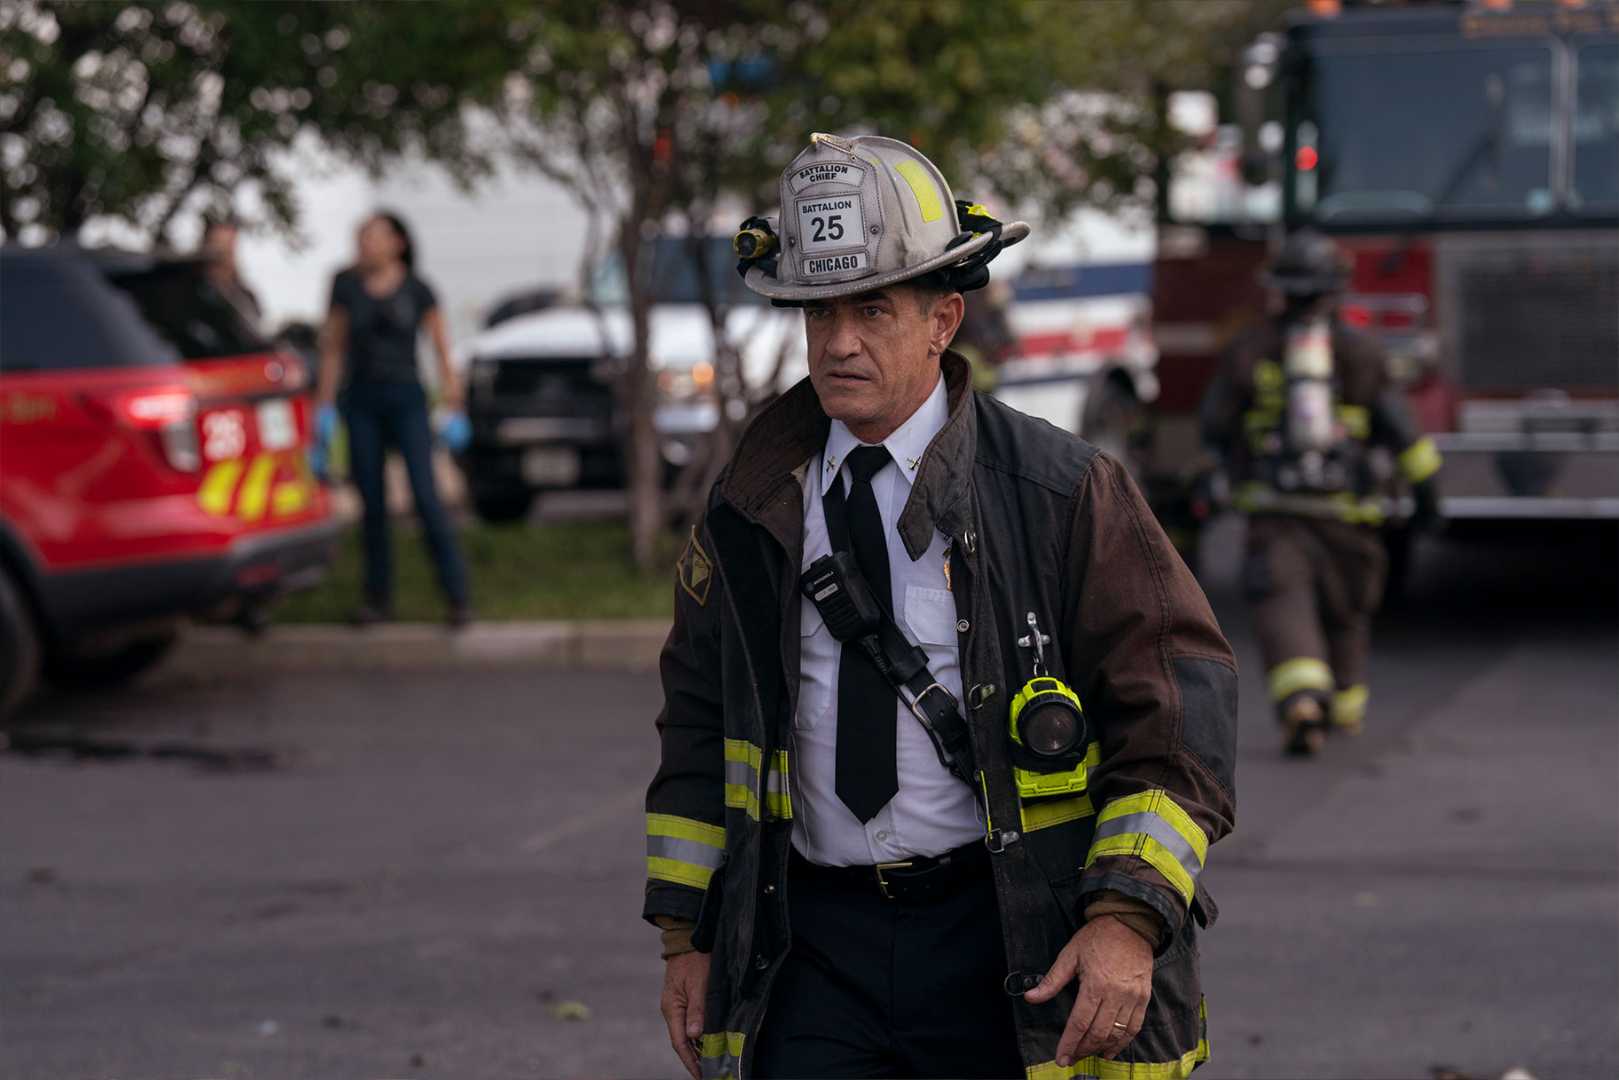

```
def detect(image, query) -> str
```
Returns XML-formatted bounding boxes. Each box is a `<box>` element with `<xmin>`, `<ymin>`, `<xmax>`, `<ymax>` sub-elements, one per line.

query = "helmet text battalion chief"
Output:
<box><xmin>733</xmin><ymin>131</ymin><xmax>1030</xmax><ymax>304</ymax></box>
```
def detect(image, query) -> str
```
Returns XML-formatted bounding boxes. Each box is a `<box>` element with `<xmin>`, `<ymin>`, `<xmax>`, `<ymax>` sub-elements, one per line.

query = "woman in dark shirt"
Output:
<box><xmin>315</xmin><ymin>212</ymin><xmax>471</xmax><ymax>627</ymax></box>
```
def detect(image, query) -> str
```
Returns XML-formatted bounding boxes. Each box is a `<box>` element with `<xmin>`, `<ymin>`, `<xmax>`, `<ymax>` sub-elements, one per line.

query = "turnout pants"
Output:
<box><xmin>1243</xmin><ymin>514</ymin><xmax>1386</xmax><ymax>731</ymax></box>
<box><xmin>752</xmin><ymin>850</ymin><xmax>1022</xmax><ymax>1079</ymax></box>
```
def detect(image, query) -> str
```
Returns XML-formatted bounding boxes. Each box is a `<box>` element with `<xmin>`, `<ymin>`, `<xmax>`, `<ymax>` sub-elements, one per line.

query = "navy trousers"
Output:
<box><xmin>341</xmin><ymin>381</ymin><xmax>468</xmax><ymax>609</ymax></box>
<box><xmin>751</xmin><ymin>851</ymin><xmax>1024</xmax><ymax>1078</ymax></box>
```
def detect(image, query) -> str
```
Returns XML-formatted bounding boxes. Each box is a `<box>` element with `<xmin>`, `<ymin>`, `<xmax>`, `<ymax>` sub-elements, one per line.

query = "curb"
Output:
<box><xmin>164</xmin><ymin>620</ymin><xmax>672</xmax><ymax>678</ymax></box>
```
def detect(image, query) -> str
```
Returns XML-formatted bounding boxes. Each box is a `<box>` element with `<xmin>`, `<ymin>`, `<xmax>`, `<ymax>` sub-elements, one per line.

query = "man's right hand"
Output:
<box><xmin>660</xmin><ymin>950</ymin><xmax>711</xmax><ymax>1080</ymax></box>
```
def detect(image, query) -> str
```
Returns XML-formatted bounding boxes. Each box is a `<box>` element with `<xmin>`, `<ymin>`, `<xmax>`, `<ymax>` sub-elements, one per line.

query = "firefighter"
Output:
<box><xmin>645</xmin><ymin>133</ymin><xmax>1237</xmax><ymax>1080</ymax></box>
<box><xmin>1201</xmin><ymin>229</ymin><xmax>1442</xmax><ymax>756</ymax></box>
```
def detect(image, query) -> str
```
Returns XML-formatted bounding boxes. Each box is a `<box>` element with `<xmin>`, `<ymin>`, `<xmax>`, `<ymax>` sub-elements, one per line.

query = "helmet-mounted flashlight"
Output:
<box><xmin>733</xmin><ymin>225</ymin><xmax>775</xmax><ymax>260</ymax></box>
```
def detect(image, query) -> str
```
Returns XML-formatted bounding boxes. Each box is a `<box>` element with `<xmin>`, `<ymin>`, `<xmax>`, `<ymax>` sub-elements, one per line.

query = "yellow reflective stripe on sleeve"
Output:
<box><xmin>1095</xmin><ymin>789</ymin><xmax>1209</xmax><ymax>866</ymax></box>
<box><xmin>1337</xmin><ymin>404</ymin><xmax>1370</xmax><ymax>439</ymax></box>
<box><xmin>646</xmin><ymin>813</ymin><xmax>725</xmax><ymax>890</ymax></box>
<box><xmin>197</xmin><ymin>458</ymin><xmax>245</xmax><ymax>516</ymax></box>
<box><xmin>1399</xmin><ymin>436</ymin><xmax>1442</xmax><ymax>483</ymax></box>
<box><xmin>1088</xmin><ymin>834</ymin><xmax>1195</xmax><ymax>904</ymax></box>
<box><xmin>1331</xmin><ymin>683</ymin><xmax>1369</xmax><ymax>731</ymax></box>
<box><xmin>1020</xmin><ymin>793</ymin><xmax>1095</xmax><ymax>833</ymax></box>
<box><xmin>1268</xmin><ymin>657</ymin><xmax>1335</xmax><ymax>702</ymax></box>
<box><xmin>1026</xmin><ymin>1000</ymin><xmax>1209</xmax><ymax>1079</ymax></box>
<box><xmin>723</xmin><ymin>738</ymin><xmax>792</xmax><ymax>821</ymax></box>
<box><xmin>647</xmin><ymin>813</ymin><xmax>725</xmax><ymax>848</ymax></box>
<box><xmin>699</xmin><ymin>1030</ymin><xmax>746</xmax><ymax>1079</ymax></box>
<box><xmin>1254</xmin><ymin>360</ymin><xmax>1283</xmax><ymax>392</ymax></box>
<box><xmin>1232</xmin><ymin>484</ymin><xmax>1387</xmax><ymax>525</ymax></box>
<box><xmin>1087</xmin><ymin>789</ymin><xmax>1209</xmax><ymax>906</ymax></box>
<box><xmin>235</xmin><ymin>453</ymin><xmax>277</xmax><ymax>522</ymax></box>
<box><xmin>893</xmin><ymin>159</ymin><xmax>945</xmax><ymax>223</ymax></box>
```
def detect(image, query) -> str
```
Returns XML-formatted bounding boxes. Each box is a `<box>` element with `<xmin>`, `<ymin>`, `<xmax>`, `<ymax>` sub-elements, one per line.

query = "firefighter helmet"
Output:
<box><xmin>1265</xmin><ymin>228</ymin><xmax>1351</xmax><ymax>297</ymax></box>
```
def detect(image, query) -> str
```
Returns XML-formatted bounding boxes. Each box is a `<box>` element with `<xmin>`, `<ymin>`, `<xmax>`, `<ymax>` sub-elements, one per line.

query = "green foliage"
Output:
<box><xmin>275</xmin><ymin>520</ymin><xmax>677</xmax><ymax>623</ymax></box>
<box><xmin>0</xmin><ymin>0</ymin><xmax>518</xmax><ymax>242</ymax></box>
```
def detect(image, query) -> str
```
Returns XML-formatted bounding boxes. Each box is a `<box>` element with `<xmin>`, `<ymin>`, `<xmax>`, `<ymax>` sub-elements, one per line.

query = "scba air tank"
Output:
<box><xmin>1283</xmin><ymin>317</ymin><xmax>1337</xmax><ymax>454</ymax></box>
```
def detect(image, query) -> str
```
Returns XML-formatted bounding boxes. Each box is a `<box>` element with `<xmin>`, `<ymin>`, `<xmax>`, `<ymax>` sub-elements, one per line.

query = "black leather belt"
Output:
<box><xmin>789</xmin><ymin>841</ymin><xmax>990</xmax><ymax>903</ymax></box>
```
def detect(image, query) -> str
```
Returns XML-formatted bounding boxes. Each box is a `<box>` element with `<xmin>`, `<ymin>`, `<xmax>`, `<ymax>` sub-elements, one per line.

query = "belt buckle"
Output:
<box><xmin>908</xmin><ymin>682</ymin><xmax>957</xmax><ymax>725</ymax></box>
<box><xmin>873</xmin><ymin>860</ymin><xmax>914</xmax><ymax>900</ymax></box>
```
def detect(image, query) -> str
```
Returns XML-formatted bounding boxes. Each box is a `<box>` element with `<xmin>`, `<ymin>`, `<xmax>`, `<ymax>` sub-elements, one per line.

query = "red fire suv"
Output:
<box><xmin>0</xmin><ymin>245</ymin><xmax>339</xmax><ymax>717</ymax></box>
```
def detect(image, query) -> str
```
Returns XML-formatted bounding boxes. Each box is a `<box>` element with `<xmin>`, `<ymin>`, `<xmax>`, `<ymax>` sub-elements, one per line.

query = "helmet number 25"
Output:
<box><xmin>809</xmin><ymin>216</ymin><xmax>845</xmax><ymax>243</ymax></box>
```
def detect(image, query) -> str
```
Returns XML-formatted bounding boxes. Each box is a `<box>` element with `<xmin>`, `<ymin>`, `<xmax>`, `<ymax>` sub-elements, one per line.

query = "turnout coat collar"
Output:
<box><xmin>717</xmin><ymin>350</ymin><xmax>977</xmax><ymax>560</ymax></box>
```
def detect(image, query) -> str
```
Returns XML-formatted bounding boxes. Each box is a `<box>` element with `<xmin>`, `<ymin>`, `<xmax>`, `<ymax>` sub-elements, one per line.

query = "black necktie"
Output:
<box><xmin>825</xmin><ymin>445</ymin><xmax>899</xmax><ymax>824</ymax></box>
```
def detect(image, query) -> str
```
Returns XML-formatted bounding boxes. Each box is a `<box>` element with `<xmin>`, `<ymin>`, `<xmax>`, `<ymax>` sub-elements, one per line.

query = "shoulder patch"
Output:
<box><xmin>677</xmin><ymin>526</ymin><xmax>714</xmax><ymax>606</ymax></box>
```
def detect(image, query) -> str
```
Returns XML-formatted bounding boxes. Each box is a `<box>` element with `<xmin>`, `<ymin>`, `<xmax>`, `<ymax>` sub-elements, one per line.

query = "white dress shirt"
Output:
<box><xmin>791</xmin><ymin>374</ymin><xmax>984</xmax><ymax>867</ymax></box>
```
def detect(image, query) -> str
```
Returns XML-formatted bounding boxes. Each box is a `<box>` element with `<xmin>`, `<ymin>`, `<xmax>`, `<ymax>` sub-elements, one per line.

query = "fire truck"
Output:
<box><xmin>1146</xmin><ymin>0</ymin><xmax>1619</xmax><ymax>565</ymax></box>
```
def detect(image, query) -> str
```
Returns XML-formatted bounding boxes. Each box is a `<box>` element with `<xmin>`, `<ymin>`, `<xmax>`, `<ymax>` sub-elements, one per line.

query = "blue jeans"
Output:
<box><xmin>341</xmin><ymin>381</ymin><xmax>469</xmax><ymax>609</ymax></box>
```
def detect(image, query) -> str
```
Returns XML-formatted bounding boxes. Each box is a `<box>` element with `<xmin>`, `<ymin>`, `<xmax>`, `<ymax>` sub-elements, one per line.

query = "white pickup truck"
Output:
<box><xmin>456</xmin><ymin>238</ymin><xmax>805</xmax><ymax>521</ymax></box>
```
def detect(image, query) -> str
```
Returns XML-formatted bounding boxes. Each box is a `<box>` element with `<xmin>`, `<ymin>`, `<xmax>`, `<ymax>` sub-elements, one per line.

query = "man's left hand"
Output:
<box><xmin>1024</xmin><ymin>915</ymin><xmax>1154</xmax><ymax>1066</ymax></box>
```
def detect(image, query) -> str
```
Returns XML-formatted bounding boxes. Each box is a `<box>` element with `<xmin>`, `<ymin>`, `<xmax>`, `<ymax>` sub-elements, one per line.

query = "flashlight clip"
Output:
<box><xmin>1016</xmin><ymin>610</ymin><xmax>1052</xmax><ymax>677</ymax></box>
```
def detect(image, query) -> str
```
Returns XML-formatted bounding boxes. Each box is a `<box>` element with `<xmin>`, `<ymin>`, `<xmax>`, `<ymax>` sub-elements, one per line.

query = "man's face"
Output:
<box><xmin>804</xmin><ymin>286</ymin><xmax>964</xmax><ymax>441</ymax></box>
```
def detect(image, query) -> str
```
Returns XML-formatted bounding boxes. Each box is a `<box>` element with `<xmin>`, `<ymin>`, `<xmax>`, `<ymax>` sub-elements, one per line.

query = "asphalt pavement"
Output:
<box><xmin>1</xmin><ymin>519</ymin><xmax>1615</xmax><ymax>1080</ymax></box>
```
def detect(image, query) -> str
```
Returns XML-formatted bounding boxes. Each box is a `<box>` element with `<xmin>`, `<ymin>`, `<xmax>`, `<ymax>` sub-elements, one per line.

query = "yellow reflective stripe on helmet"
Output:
<box><xmin>1087</xmin><ymin>789</ymin><xmax>1208</xmax><ymax>906</ymax></box>
<box><xmin>699</xmin><ymin>1030</ymin><xmax>746</xmax><ymax>1079</ymax></box>
<box><xmin>1399</xmin><ymin>436</ymin><xmax>1442</xmax><ymax>483</ymax></box>
<box><xmin>197</xmin><ymin>458</ymin><xmax>245</xmax><ymax>516</ymax></box>
<box><xmin>723</xmin><ymin>738</ymin><xmax>792</xmax><ymax>821</ymax></box>
<box><xmin>1332</xmin><ymin>683</ymin><xmax>1368</xmax><ymax>731</ymax></box>
<box><xmin>646</xmin><ymin>813</ymin><xmax>725</xmax><ymax>890</ymax></box>
<box><xmin>1268</xmin><ymin>657</ymin><xmax>1334</xmax><ymax>702</ymax></box>
<box><xmin>1026</xmin><ymin>1000</ymin><xmax>1209</xmax><ymax>1079</ymax></box>
<box><xmin>893</xmin><ymin>159</ymin><xmax>945</xmax><ymax>223</ymax></box>
<box><xmin>236</xmin><ymin>453</ymin><xmax>277</xmax><ymax>522</ymax></box>
<box><xmin>1020</xmin><ymin>793</ymin><xmax>1095</xmax><ymax>833</ymax></box>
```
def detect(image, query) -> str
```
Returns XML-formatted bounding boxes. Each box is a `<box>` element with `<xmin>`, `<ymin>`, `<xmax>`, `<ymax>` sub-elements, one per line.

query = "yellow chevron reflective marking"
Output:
<box><xmin>893</xmin><ymin>159</ymin><xmax>945</xmax><ymax>222</ymax></box>
<box><xmin>1268</xmin><ymin>657</ymin><xmax>1334</xmax><ymax>702</ymax></box>
<box><xmin>271</xmin><ymin>478</ymin><xmax>310</xmax><ymax>517</ymax></box>
<box><xmin>197</xmin><ymin>459</ymin><xmax>244</xmax><ymax>517</ymax></box>
<box><xmin>1399</xmin><ymin>436</ymin><xmax>1442</xmax><ymax>483</ymax></box>
<box><xmin>1020</xmin><ymin>794</ymin><xmax>1094</xmax><ymax>833</ymax></box>
<box><xmin>1026</xmin><ymin>1001</ymin><xmax>1209</xmax><ymax>1079</ymax></box>
<box><xmin>235</xmin><ymin>453</ymin><xmax>277</xmax><ymax>522</ymax></box>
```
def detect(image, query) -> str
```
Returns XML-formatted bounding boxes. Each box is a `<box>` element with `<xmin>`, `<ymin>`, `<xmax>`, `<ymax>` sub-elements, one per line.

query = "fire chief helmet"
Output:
<box><xmin>734</xmin><ymin>132</ymin><xmax>1030</xmax><ymax>304</ymax></box>
<box><xmin>1265</xmin><ymin>228</ymin><xmax>1351</xmax><ymax>297</ymax></box>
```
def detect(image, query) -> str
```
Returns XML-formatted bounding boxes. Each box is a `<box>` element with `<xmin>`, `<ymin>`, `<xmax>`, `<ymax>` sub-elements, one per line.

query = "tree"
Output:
<box><xmin>0</xmin><ymin>0</ymin><xmax>518</xmax><ymax>243</ymax></box>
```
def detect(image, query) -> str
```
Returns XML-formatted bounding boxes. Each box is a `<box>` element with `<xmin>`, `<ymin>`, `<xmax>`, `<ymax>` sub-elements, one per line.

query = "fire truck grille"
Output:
<box><xmin>1451</xmin><ymin>242</ymin><xmax>1619</xmax><ymax>393</ymax></box>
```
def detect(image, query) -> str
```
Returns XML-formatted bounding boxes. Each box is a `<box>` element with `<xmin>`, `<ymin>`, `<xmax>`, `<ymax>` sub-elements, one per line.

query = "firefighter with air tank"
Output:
<box><xmin>1202</xmin><ymin>229</ymin><xmax>1443</xmax><ymax>756</ymax></box>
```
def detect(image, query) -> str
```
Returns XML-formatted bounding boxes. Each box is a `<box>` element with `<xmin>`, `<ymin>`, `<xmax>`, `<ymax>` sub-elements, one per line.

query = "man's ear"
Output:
<box><xmin>931</xmin><ymin>292</ymin><xmax>965</xmax><ymax>354</ymax></box>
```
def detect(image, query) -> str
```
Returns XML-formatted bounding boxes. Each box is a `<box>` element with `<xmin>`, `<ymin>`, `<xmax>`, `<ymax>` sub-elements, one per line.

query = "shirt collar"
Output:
<box><xmin>820</xmin><ymin>372</ymin><xmax>949</xmax><ymax>496</ymax></box>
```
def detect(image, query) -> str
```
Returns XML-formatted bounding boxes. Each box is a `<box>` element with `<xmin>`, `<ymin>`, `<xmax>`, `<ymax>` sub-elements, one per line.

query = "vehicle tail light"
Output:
<box><xmin>84</xmin><ymin>386</ymin><xmax>202</xmax><ymax>472</ymax></box>
<box><xmin>117</xmin><ymin>388</ymin><xmax>194</xmax><ymax>429</ymax></box>
<box><xmin>1340</xmin><ymin>304</ymin><xmax>1373</xmax><ymax>328</ymax></box>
